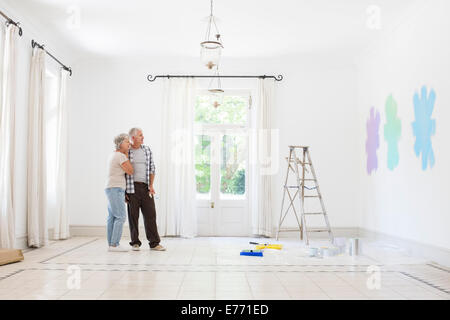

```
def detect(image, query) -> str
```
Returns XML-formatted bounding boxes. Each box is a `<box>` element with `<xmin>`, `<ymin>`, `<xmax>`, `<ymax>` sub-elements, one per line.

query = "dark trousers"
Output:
<box><xmin>127</xmin><ymin>182</ymin><xmax>160</xmax><ymax>248</ymax></box>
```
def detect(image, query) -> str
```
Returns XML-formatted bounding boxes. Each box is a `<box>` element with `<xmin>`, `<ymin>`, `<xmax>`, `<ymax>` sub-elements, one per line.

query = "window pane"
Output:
<box><xmin>195</xmin><ymin>95</ymin><xmax>248</xmax><ymax>125</ymax></box>
<box><xmin>195</xmin><ymin>135</ymin><xmax>211</xmax><ymax>197</ymax></box>
<box><xmin>220</xmin><ymin>135</ymin><xmax>246</xmax><ymax>197</ymax></box>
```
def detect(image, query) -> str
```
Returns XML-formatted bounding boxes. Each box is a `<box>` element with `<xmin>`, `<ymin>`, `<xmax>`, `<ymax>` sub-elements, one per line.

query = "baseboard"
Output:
<box><xmin>358</xmin><ymin>228</ymin><xmax>450</xmax><ymax>268</ymax></box>
<box><xmin>14</xmin><ymin>235</ymin><xmax>28</xmax><ymax>250</ymax></box>
<box><xmin>69</xmin><ymin>225</ymin><xmax>359</xmax><ymax>239</ymax></box>
<box><xmin>275</xmin><ymin>227</ymin><xmax>359</xmax><ymax>239</ymax></box>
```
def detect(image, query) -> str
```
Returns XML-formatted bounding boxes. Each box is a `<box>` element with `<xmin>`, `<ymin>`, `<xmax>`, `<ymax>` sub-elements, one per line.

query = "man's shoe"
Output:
<box><xmin>108</xmin><ymin>245</ymin><xmax>129</xmax><ymax>252</ymax></box>
<box><xmin>150</xmin><ymin>245</ymin><xmax>166</xmax><ymax>251</ymax></box>
<box><xmin>132</xmin><ymin>244</ymin><xmax>140</xmax><ymax>251</ymax></box>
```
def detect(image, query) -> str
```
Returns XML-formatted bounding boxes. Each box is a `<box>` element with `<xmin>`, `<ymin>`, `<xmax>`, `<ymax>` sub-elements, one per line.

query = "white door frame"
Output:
<box><xmin>195</xmin><ymin>90</ymin><xmax>252</xmax><ymax>236</ymax></box>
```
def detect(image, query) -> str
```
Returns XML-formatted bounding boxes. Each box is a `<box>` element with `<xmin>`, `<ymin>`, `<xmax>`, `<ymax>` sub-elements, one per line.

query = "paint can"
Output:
<box><xmin>349</xmin><ymin>238</ymin><xmax>359</xmax><ymax>256</ymax></box>
<box><xmin>333</xmin><ymin>237</ymin><xmax>347</xmax><ymax>254</ymax></box>
<box><xmin>309</xmin><ymin>248</ymin><xmax>318</xmax><ymax>257</ymax></box>
<box><xmin>323</xmin><ymin>247</ymin><xmax>339</xmax><ymax>257</ymax></box>
<box><xmin>322</xmin><ymin>248</ymin><xmax>332</xmax><ymax>257</ymax></box>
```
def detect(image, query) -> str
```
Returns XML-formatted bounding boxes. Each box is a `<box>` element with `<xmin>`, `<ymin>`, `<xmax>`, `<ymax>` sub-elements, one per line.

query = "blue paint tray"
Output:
<box><xmin>240</xmin><ymin>249</ymin><xmax>263</xmax><ymax>257</ymax></box>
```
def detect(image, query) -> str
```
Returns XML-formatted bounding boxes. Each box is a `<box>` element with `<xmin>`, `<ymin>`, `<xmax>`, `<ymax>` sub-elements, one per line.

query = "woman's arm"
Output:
<box><xmin>121</xmin><ymin>160</ymin><xmax>134</xmax><ymax>175</ymax></box>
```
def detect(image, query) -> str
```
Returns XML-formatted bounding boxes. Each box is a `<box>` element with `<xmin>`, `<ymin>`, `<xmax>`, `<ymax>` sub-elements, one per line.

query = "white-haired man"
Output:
<box><xmin>125</xmin><ymin>128</ymin><xmax>165</xmax><ymax>251</ymax></box>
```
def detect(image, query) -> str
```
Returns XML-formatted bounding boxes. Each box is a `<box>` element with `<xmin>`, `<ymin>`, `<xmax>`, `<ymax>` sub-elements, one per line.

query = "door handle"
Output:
<box><xmin>211</xmin><ymin>202</ymin><xmax>215</xmax><ymax>208</ymax></box>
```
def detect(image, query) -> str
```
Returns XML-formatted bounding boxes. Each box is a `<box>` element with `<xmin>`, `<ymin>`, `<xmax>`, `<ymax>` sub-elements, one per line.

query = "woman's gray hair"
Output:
<box><xmin>114</xmin><ymin>133</ymin><xmax>129</xmax><ymax>150</ymax></box>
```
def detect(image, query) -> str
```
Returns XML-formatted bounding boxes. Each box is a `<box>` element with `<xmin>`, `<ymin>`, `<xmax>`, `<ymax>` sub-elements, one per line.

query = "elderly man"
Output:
<box><xmin>125</xmin><ymin>127</ymin><xmax>165</xmax><ymax>251</ymax></box>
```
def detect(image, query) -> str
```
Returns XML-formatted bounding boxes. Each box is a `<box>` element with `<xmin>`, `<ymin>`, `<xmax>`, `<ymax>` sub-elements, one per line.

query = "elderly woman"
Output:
<box><xmin>105</xmin><ymin>133</ymin><xmax>134</xmax><ymax>252</ymax></box>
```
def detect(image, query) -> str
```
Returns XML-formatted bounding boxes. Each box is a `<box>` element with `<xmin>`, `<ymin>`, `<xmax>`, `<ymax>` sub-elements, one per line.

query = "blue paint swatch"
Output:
<box><xmin>412</xmin><ymin>86</ymin><xmax>436</xmax><ymax>170</ymax></box>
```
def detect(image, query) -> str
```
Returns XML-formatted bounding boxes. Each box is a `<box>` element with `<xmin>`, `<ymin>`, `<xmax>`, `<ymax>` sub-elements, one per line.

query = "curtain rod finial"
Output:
<box><xmin>64</xmin><ymin>66</ymin><xmax>72</xmax><ymax>76</ymax></box>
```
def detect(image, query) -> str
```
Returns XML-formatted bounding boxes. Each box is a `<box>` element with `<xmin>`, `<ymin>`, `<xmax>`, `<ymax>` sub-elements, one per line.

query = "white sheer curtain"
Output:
<box><xmin>27</xmin><ymin>47</ymin><xmax>48</xmax><ymax>248</ymax></box>
<box><xmin>0</xmin><ymin>24</ymin><xmax>19</xmax><ymax>248</ymax></box>
<box><xmin>158</xmin><ymin>78</ymin><xmax>197</xmax><ymax>238</ymax></box>
<box><xmin>53</xmin><ymin>69</ymin><xmax>70</xmax><ymax>240</ymax></box>
<box><xmin>249</xmin><ymin>79</ymin><xmax>277</xmax><ymax>237</ymax></box>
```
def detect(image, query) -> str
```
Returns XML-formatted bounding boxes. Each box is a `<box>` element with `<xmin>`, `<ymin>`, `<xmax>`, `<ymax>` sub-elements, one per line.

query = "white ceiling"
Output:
<box><xmin>4</xmin><ymin>0</ymin><xmax>417</xmax><ymax>60</ymax></box>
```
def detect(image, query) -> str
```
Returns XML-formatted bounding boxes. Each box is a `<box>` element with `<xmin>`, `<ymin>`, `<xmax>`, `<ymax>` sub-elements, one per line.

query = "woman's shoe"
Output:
<box><xmin>109</xmin><ymin>245</ymin><xmax>129</xmax><ymax>252</ymax></box>
<box><xmin>132</xmin><ymin>244</ymin><xmax>140</xmax><ymax>251</ymax></box>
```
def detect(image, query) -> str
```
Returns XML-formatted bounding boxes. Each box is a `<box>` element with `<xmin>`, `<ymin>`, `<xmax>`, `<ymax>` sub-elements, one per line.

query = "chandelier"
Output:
<box><xmin>200</xmin><ymin>0</ymin><xmax>223</xmax><ymax>70</ymax></box>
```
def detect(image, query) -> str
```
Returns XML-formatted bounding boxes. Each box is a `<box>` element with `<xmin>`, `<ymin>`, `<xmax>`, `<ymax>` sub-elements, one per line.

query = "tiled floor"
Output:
<box><xmin>0</xmin><ymin>236</ymin><xmax>448</xmax><ymax>300</ymax></box>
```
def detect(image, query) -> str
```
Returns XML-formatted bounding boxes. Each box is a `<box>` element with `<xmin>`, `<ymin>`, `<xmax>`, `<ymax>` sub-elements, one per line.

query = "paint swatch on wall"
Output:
<box><xmin>366</xmin><ymin>107</ymin><xmax>380</xmax><ymax>175</ymax></box>
<box><xmin>384</xmin><ymin>95</ymin><xmax>401</xmax><ymax>171</ymax></box>
<box><xmin>412</xmin><ymin>86</ymin><xmax>436</xmax><ymax>170</ymax></box>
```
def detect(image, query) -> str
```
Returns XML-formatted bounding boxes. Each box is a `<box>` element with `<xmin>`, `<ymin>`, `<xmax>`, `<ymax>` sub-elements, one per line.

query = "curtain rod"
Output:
<box><xmin>32</xmin><ymin>40</ymin><xmax>72</xmax><ymax>76</ymax></box>
<box><xmin>0</xmin><ymin>9</ymin><xmax>23</xmax><ymax>36</ymax></box>
<box><xmin>147</xmin><ymin>74</ymin><xmax>283</xmax><ymax>82</ymax></box>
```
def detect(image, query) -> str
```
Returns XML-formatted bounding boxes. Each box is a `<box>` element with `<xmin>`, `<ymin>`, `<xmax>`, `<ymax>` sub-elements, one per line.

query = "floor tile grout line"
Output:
<box><xmin>306</xmin><ymin>272</ymin><xmax>345</xmax><ymax>300</ymax></box>
<box><xmin>400</xmin><ymin>271</ymin><xmax>450</xmax><ymax>295</ymax></box>
<box><xmin>175</xmin><ymin>272</ymin><xmax>188</xmax><ymax>300</ymax></box>
<box><xmin>0</xmin><ymin>269</ymin><xmax>26</xmax><ymax>282</ymax></box>
<box><xmin>5</xmin><ymin>268</ymin><xmax>449</xmax><ymax>300</ymax></box>
<box><xmin>244</xmin><ymin>271</ymin><xmax>255</xmax><ymax>300</ymax></box>
<box><xmin>274</xmin><ymin>272</ymin><xmax>294</xmax><ymax>300</ymax></box>
<box><xmin>335</xmin><ymin>271</ymin><xmax>369</xmax><ymax>297</ymax></box>
<box><xmin>40</xmin><ymin>238</ymin><xmax>99</xmax><ymax>263</ymax></box>
<box><xmin>335</xmin><ymin>270</ymin><xmax>408</xmax><ymax>299</ymax></box>
<box><xmin>39</xmin><ymin>262</ymin><xmax>387</xmax><ymax>267</ymax></box>
<box><xmin>426</xmin><ymin>263</ymin><xmax>450</xmax><ymax>273</ymax></box>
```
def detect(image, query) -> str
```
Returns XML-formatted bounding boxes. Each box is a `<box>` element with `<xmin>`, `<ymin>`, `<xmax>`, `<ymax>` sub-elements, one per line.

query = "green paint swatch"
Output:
<box><xmin>384</xmin><ymin>95</ymin><xmax>401</xmax><ymax>171</ymax></box>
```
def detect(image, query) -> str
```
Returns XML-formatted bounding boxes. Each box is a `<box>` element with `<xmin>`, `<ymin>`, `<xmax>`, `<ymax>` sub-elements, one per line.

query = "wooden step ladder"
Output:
<box><xmin>276</xmin><ymin>146</ymin><xmax>333</xmax><ymax>245</ymax></box>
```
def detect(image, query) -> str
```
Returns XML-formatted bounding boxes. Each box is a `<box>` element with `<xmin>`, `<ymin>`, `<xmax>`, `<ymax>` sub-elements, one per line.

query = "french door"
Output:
<box><xmin>194</xmin><ymin>92</ymin><xmax>250</xmax><ymax>236</ymax></box>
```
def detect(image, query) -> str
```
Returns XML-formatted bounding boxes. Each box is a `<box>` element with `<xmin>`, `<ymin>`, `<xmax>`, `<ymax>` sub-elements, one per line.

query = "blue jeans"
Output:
<box><xmin>105</xmin><ymin>187</ymin><xmax>127</xmax><ymax>246</ymax></box>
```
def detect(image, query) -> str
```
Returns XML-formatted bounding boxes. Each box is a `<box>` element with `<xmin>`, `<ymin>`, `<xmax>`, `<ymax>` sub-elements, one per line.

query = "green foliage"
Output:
<box><xmin>195</xmin><ymin>95</ymin><xmax>247</xmax><ymax>125</ymax></box>
<box><xmin>195</xmin><ymin>135</ymin><xmax>211</xmax><ymax>194</ymax></box>
<box><xmin>196</xmin><ymin>164</ymin><xmax>211</xmax><ymax>194</ymax></box>
<box><xmin>194</xmin><ymin>95</ymin><xmax>248</xmax><ymax>196</ymax></box>
<box><xmin>220</xmin><ymin>168</ymin><xmax>245</xmax><ymax>195</ymax></box>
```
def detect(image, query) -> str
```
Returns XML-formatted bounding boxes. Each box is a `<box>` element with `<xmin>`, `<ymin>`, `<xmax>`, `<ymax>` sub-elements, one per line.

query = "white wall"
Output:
<box><xmin>356</xmin><ymin>0</ymin><xmax>450</xmax><ymax>249</ymax></box>
<box><xmin>67</xmin><ymin>54</ymin><xmax>359</xmax><ymax>232</ymax></box>
<box><xmin>0</xmin><ymin>0</ymin><xmax>76</xmax><ymax>247</ymax></box>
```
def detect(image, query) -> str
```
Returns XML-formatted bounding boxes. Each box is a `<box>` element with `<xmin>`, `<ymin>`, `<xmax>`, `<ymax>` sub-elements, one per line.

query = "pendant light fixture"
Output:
<box><xmin>200</xmin><ymin>0</ymin><xmax>223</xmax><ymax>70</ymax></box>
<box><xmin>208</xmin><ymin>67</ymin><xmax>224</xmax><ymax>108</ymax></box>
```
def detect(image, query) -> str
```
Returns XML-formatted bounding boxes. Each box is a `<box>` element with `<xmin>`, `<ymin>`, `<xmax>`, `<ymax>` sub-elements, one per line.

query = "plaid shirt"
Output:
<box><xmin>125</xmin><ymin>145</ymin><xmax>155</xmax><ymax>194</ymax></box>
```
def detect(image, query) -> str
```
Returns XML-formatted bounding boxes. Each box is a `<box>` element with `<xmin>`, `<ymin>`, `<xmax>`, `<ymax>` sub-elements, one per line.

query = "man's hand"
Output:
<box><xmin>149</xmin><ymin>186</ymin><xmax>156</xmax><ymax>197</ymax></box>
<box><xmin>125</xmin><ymin>194</ymin><xmax>130</xmax><ymax>203</ymax></box>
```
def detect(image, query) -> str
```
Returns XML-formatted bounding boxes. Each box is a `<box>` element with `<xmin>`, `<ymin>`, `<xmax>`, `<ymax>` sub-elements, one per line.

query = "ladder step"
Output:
<box><xmin>277</xmin><ymin>147</ymin><xmax>333</xmax><ymax>245</ymax></box>
<box><xmin>289</xmin><ymin>160</ymin><xmax>313</xmax><ymax>165</ymax></box>
<box><xmin>307</xmin><ymin>228</ymin><xmax>330</xmax><ymax>233</ymax></box>
<box><xmin>284</xmin><ymin>184</ymin><xmax>316</xmax><ymax>189</ymax></box>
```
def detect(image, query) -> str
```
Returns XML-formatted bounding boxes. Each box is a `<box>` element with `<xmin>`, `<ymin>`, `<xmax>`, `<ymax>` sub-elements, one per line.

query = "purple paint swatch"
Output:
<box><xmin>366</xmin><ymin>107</ymin><xmax>381</xmax><ymax>175</ymax></box>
